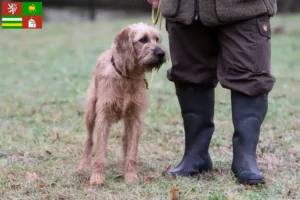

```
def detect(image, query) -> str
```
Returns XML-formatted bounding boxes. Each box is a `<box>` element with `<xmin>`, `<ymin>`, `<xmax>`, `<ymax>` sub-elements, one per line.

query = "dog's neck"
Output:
<box><xmin>111</xmin><ymin>55</ymin><xmax>145</xmax><ymax>80</ymax></box>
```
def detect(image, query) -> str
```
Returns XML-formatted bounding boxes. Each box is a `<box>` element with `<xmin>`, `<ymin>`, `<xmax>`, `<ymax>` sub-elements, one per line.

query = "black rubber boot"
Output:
<box><xmin>169</xmin><ymin>82</ymin><xmax>215</xmax><ymax>176</ymax></box>
<box><xmin>231</xmin><ymin>91</ymin><xmax>268</xmax><ymax>185</ymax></box>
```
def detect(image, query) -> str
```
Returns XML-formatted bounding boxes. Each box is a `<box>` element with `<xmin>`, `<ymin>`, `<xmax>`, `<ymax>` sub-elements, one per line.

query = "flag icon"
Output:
<box><xmin>22</xmin><ymin>2</ymin><xmax>42</xmax><ymax>16</ymax></box>
<box><xmin>2</xmin><ymin>2</ymin><xmax>43</xmax><ymax>29</ymax></box>
<box><xmin>2</xmin><ymin>2</ymin><xmax>22</xmax><ymax>16</ymax></box>
<box><xmin>2</xmin><ymin>16</ymin><xmax>22</xmax><ymax>29</ymax></box>
<box><xmin>22</xmin><ymin>16</ymin><xmax>42</xmax><ymax>29</ymax></box>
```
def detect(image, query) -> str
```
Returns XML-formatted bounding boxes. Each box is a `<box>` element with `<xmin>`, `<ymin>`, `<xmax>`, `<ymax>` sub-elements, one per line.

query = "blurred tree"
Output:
<box><xmin>39</xmin><ymin>0</ymin><xmax>300</xmax><ymax>13</ymax></box>
<box><xmin>278</xmin><ymin>0</ymin><xmax>300</xmax><ymax>13</ymax></box>
<box><xmin>89</xmin><ymin>0</ymin><xmax>95</xmax><ymax>21</ymax></box>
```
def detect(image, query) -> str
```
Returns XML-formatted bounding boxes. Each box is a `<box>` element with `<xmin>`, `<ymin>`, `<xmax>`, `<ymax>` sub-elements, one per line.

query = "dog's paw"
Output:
<box><xmin>90</xmin><ymin>172</ymin><xmax>105</xmax><ymax>185</ymax></box>
<box><xmin>77</xmin><ymin>162</ymin><xmax>89</xmax><ymax>172</ymax></box>
<box><xmin>124</xmin><ymin>172</ymin><xmax>139</xmax><ymax>184</ymax></box>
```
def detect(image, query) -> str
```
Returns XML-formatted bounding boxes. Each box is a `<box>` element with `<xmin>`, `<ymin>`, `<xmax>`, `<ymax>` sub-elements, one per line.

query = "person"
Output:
<box><xmin>147</xmin><ymin>0</ymin><xmax>277</xmax><ymax>185</ymax></box>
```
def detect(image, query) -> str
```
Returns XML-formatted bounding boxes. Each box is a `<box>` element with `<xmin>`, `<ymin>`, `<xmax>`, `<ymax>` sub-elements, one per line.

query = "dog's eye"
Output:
<box><xmin>155</xmin><ymin>37</ymin><xmax>159</xmax><ymax>42</ymax></box>
<box><xmin>139</xmin><ymin>36</ymin><xmax>148</xmax><ymax>44</ymax></box>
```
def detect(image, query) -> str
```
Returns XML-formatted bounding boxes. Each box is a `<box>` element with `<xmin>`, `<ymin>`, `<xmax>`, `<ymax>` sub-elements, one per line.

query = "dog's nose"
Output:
<box><xmin>155</xmin><ymin>49</ymin><xmax>165</xmax><ymax>59</ymax></box>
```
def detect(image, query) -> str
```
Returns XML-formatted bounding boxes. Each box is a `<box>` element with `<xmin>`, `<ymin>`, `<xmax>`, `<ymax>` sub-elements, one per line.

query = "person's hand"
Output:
<box><xmin>147</xmin><ymin>0</ymin><xmax>159</xmax><ymax>8</ymax></box>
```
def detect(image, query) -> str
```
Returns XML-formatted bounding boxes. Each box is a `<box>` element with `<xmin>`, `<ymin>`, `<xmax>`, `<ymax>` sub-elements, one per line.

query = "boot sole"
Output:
<box><xmin>239</xmin><ymin>179</ymin><xmax>265</xmax><ymax>185</ymax></box>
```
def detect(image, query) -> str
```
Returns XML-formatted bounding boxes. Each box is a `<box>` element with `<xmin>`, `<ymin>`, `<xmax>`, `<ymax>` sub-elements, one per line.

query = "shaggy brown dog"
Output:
<box><xmin>77</xmin><ymin>23</ymin><xmax>167</xmax><ymax>185</ymax></box>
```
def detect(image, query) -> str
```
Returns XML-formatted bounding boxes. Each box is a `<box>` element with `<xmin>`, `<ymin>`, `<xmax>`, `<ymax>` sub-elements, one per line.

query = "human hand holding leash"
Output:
<box><xmin>147</xmin><ymin>0</ymin><xmax>159</xmax><ymax>8</ymax></box>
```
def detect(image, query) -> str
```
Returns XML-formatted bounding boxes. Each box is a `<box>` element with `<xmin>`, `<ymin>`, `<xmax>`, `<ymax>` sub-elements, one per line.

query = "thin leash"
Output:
<box><xmin>147</xmin><ymin>1</ymin><xmax>163</xmax><ymax>90</ymax></box>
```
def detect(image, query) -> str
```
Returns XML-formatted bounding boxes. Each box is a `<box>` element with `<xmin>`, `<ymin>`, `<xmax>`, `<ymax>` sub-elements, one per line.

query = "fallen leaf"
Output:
<box><xmin>11</xmin><ymin>184</ymin><xmax>21</xmax><ymax>189</ymax></box>
<box><xmin>41</xmin><ymin>194</ymin><xmax>48</xmax><ymax>200</ymax></box>
<box><xmin>144</xmin><ymin>176</ymin><xmax>152</xmax><ymax>185</ymax></box>
<box><xmin>56</xmin><ymin>133</ymin><xmax>60</xmax><ymax>141</ymax></box>
<box><xmin>172</xmin><ymin>174</ymin><xmax>177</xmax><ymax>180</ymax></box>
<box><xmin>115</xmin><ymin>174</ymin><xmax>124</xmax><ymax>180</ymax></box>
<box><xmin>45</xmin><ymin>150</ymin><xmax>52</xmax><ymax>155</ymax></box>
<box><xmin>34</xmin><ymin>138</ymin><xmax>38</xmax><ymax>145</ymax></box>
<box><xmin>170</xmin><ymin>184</ymin><xmax>180</xmax><ymax>200</ymax></box>
<box><xmin>162</xmin><ymin>165</ymin><xmax>172</xmax><ymax>176</ymax></box>
<box><xmin>10</xmin><ymin>136</ymin><xmax>16</xmax><ymax>141</ymax></box>
<box><xmin>26</xmin><ymin>172</ymin><xmax>39</xmax><ymax>182</ymax></box>
<box><xmin>31</xmin><ymin>109</ymin><xmax>36</xmax><ymax>116</ymax></box>
<box><xmin>166</xmin><ymin>165</ymin><xmax>172</xmax><ymax>171</ymax></box>
<box><xmin>215</xmin><ymin>167</ymin><xmax>222</xmax><ymax>175</ymax></box>
<box><xmin>38</xmin><ymin>182</ymin><xmax>46</xmax><ymax>188</ymax></box>
<box><xmin>156</xmin><ymin>104</ymin><xmax>161</xmax><ymax>110</ymax></box>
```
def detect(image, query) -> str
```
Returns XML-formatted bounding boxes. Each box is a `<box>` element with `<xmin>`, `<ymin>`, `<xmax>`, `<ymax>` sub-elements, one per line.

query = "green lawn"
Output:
<box><xmin>0</xmin><ymin>14</ymin><xmax>300</xmax><ymax>200</ymax></box>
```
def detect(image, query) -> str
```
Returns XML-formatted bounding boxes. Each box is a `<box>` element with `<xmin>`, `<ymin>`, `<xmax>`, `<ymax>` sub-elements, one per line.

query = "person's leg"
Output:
<box><xmin>217</xmin><ymin>15</ymin><xmax>275</xmax><ymax>184</ymax></box>
<box><xmin>166</xmin><ymin>20</ymin><xmax>218</xmax><ymax>176</ymax></box>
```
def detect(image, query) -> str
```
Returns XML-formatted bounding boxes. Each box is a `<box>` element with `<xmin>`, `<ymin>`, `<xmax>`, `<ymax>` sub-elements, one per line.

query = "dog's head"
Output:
<box><xmin>112</xmin><ymin>23</ymin><xmax>167</xmax><ymax>73</ymax></box>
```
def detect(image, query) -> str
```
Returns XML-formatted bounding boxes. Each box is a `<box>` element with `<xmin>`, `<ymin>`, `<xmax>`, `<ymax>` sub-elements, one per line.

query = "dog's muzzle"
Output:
<box><xmin>154</xmin><ymin>48</ymin><xmax>165</xmax><ymax>60</ymax></box>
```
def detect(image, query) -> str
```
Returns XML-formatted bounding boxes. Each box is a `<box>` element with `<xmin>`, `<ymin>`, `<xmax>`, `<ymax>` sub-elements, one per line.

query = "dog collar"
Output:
<box><xmin>111</xmin><ymin>56</ymin><xmax>149</xmax><ymax>89</ymax></box>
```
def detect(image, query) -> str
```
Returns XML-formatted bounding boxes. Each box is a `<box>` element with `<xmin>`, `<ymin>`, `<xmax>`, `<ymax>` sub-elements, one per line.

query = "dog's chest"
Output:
<box><xmin>104</xmin><ymin>83</ymin><xmax>146</xmax><ymax>120</ymax></box>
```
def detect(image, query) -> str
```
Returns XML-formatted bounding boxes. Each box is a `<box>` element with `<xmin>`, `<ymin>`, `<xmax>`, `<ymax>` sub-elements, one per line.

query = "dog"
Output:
<box><xmin>77</xmin><ymin>22</ymin><xmax>167</xmax><ymax>185</ymax></box>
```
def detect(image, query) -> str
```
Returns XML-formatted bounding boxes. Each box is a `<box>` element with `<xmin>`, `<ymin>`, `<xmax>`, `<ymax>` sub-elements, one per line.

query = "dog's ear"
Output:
<box><xmin>113</xmin><ymin>27</ymin><xmax>136</xmax><ymax>71</ymax></box>
<box><xmin>114</xmin><ymin>28</ymin><xmax>134</xmax><ymax>55</ymax></box>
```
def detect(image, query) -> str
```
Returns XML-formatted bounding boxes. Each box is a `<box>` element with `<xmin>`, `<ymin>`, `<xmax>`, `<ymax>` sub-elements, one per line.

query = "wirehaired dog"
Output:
<box><xmin>77</xmin><ymin>23</ymin><xmax>167</xmax><ymax>185</ymax></box>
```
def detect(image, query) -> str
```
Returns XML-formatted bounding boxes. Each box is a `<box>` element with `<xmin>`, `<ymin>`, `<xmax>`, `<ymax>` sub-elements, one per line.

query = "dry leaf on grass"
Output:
<box><xmin>33</xmin><ymin>138</ymin><xmax>38</xmax><ymax>145</ymax></box>
<box><xmin>144</xmin><ymin>176</ymin><xmax>152</xmax><ymax>185</ymax></box>
<box><xmin>172</xmin><ymin>174</ymin><xmax>177</xmax><ymax>180</ymax></box>
<box><xmin>215</xmin><ymin>167</ymin><xmax>222</xmax><ymax>175</ymax></box>
<box><xmin>56</xmin><ymin>132</ymin><xmax>60</xmax><ymax>141</ymax></box>
<box><xmin>156</xmin><ymin>104</ymin><xmax>161</xmax><ymax>110</ymax></box>
<box><xmin>170</xmin><ymin>184</ymin><xmax>180</xmax><ymax>200</ymax></box>
<box><xmin>45</xmin><ymin>150</ymin><xmax>52</xmax><ymax>155</ymax></box>
<box><xmin>115</xmin><ymin>174</ymin><xmax>124</xmax><ymax>180</ymax></box>
<box><xmin>26</xmin><ymin>172</ymin><xmax>39</xmax><ymax>182</ymax></box>
<box><xmin>38</xmin><ymin>182</ymin><xmax>46</xmax><ymax>188</ymax></box>
<box><xmin>166</xmin><ymin>165</ymin><xmax>172</xmax><ymax>171</ymax></box>
<box><xmin>41</xmin><ymin>194</ymin><xmax>48</xmax><ymax>200</ymax></box>
<box><xmin>31</xmin><ymin>109</ymin><xmax>36</xmax><ymax>116</ymax></box>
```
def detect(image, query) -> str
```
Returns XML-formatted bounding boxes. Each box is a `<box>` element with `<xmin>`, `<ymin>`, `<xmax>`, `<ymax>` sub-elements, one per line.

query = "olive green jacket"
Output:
<box><xmin>160</xmin><ymin>0</ymin><xmax>277</xmax><ymax>26</ymax></box>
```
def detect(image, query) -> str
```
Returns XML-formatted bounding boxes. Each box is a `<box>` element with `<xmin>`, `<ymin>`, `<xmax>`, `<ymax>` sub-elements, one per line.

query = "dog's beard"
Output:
<box><xmin>138</xmin><ymin>52</ymin><xmax>165</xmax><ymax>72</ymax></box>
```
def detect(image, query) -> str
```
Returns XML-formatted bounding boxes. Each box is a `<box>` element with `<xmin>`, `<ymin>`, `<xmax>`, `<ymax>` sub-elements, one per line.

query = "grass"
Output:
<box><xmin>0</xmin><ymin>13</ymin><xmax>300</xmax><ymax>200</ymax></box>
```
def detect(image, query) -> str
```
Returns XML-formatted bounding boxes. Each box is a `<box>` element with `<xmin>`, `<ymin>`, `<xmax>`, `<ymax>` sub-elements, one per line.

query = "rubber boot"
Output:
<box><xmin>231</xmin><ymin>90</ymin><xmax>267</xmax><ymax>185</ymax></box>
<box><xmin>169</xmin><ymin>82</ymin><xmax>215</xmax><ymax>176</ymax></box>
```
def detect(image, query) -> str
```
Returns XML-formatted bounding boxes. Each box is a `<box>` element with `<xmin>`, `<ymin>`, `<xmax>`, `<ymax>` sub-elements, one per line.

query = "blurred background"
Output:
<box><xmin>0</xmin><ymin>0</ymin><xmax>300</xmax><ymax>199</ymax></box>
<box><xmin>1</xmin><ymin>0</ymin><xmax>300</xmax><ymax>22</ymax></box>
<box><xmin>33</xmin><ymin>0</ymin><xmax>300</xmax><ymax>20</ymax></box>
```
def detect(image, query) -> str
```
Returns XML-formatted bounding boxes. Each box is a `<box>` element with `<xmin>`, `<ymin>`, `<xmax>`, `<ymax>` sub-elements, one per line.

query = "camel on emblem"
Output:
<box><xmin>28</xmin><ymin>4</ymin><xmax>37</xmax><ymax>13</ymax></box>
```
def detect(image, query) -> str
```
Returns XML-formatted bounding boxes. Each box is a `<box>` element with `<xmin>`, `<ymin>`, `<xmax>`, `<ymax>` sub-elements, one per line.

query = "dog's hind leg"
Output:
<box><xmin>90</xmin><ymin>115</ymin><xmax>111</xmax><ymax>185</ymax></box>
<box><xmin>78</xmin><ymin>79</ymin><xmax>97</xmax><ymax>171</ymax></box>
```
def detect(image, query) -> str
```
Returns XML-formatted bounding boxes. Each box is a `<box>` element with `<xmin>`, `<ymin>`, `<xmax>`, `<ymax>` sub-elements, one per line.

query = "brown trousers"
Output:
<box><xmin>166</xmin><ymin>15</ymin><xmax>275</xmax><ymax>96</ymax></box>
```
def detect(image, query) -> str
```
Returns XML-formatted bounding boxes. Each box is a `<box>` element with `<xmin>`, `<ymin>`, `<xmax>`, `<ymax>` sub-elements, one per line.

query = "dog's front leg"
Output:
<box><xmin>90</xmin><ymin>116</ymin><xmax>111</xmax><ymax>185</ymax></box>
<box><xmin>123</xmin><ymin>117</ymin><xmax>143</xmax><ymax>183</ymax></box>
